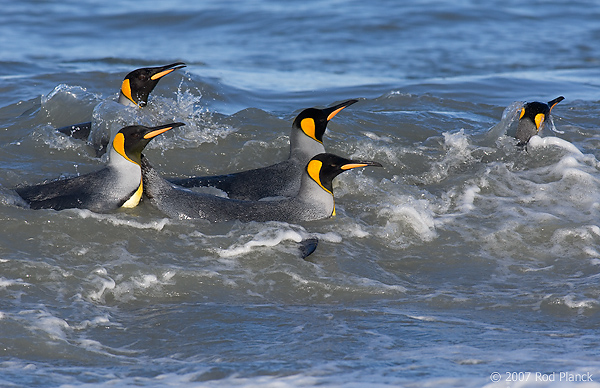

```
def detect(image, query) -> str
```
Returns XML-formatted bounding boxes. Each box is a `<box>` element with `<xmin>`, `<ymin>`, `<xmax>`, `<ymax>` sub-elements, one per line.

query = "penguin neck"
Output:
<box><xmin>296</xmin><ymin>172</ymin><xmax>335</xmax><ymax>217</ymax></box>
<box><xmin>108</xmin><ymin>146</ymin><xmax>143</xmax><ymax>179</ymax></box>
<box><xmin>118</xmin><ymin>91</ymin><xmax>140</xmax><ymax>108</ymax></box>
<box><xmin>140</xmin><ymin>156</ymin><xmax>174</xmax><ymax>198</ymax></box>
<box><xmin>288</xmin><ymin>130</ymin><xmax>326</xmax><ymax>162</ymax></box>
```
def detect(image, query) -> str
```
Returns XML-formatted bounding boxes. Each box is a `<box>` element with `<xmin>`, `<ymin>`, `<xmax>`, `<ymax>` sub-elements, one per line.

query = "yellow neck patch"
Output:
<box><xmin>534</xmin><ymin>113</ymin><xmax>545</xmax><ymax>130</ymax></box>
<box><xmin>121</xmin><ymin>180</ymin><xmax>143</xmax><ymax>208</ymax></box>
<box><xmin>121</xmin><ymin>79</ymin><xmax>139</xmax><ymax>107</ymax></box>
<box><xmin>112</xmin><ymin>133</ymin><xmax>137</xmax><ymax>165</ymax></box>
<box><xmin>307</xmin><ymin>160</ymin><xmax>331</xmax><ymax>195</ymax></box>
<box><xmin>301</xmin><ymin>118</ymin><xmax>321</xmax><ymax>143</ymax></box>
<box><xmin>519</xmin><ymin>107</ymin><xmax>526</xmax><ymax>120</ymax></box>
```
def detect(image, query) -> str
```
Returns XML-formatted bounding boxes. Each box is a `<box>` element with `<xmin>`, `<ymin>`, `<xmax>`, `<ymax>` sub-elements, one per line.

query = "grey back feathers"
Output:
<box><xmin>16</xmin><ymin>123</ymin><xmax>184</xmax><ymax>212</ymax></box>
<box><xmin>142</xmin><ymin>153</ymin><xmax>381</xmax><ymax>223</ymax></box>
<box><xmin>168</xmin><ymin>99</ymin><xmax>359</xmax><ymax>201</ymax></box>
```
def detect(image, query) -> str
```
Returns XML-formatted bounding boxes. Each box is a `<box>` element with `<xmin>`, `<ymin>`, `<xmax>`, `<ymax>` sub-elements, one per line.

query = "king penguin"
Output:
<box><xmin>168</xmin><ymin>99</ymin><xmax>358</xmax><ymax>201</ymax></box>
<box><xmin>515</xmin><ymin>96</ymin><xmax>564</xmax><ymax>146</ymax></box>
<box><xmin>57</xmin><ymin>62</ymin><xmax>186</xmax><ymax>142</ymax></box>
<box><xmin>16</xmin><ymin>122</ymin><xmax>185</xmax><ymax>212</ymax></box>
<box><xmin>142</xmin><ymin>153</ymin><xmax>382</xmax><ymax>223</ymax></box>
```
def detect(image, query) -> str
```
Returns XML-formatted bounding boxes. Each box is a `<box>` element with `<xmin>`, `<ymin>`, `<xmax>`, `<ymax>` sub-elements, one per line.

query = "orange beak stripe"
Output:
<box><xmin>150</xmin><ymin>68</ymin><xmax>176</xmax><ymax>80</ymax></box>
<box><xmin>143</xmin><ymin>126</ymin><xmax>173</xmax><ymax>139</ymax></box>
<box><xmin>327</xmin><ymin>106</ymin><xmax>347</xmax><ymax>121</ymax></box>
<box><xmin>341</xmin><ymin>163</ymin><xmax>369</xmax><ymax>170</ymax></box>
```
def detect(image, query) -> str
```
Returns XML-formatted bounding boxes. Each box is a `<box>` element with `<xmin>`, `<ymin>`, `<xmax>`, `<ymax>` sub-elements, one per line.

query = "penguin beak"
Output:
<box><xmin>143</xmin><ymin>122</ymin><xmax>186</xmax><ymax>139</ymax></box>
<box><xmin>325</xmin><ymin>99</ymin><xmax>359</xmax><ymax>121</ymax></box>
<box><xmin>548</xmin><ymin>96</ymin><xmax>564</xmax><ymax>112</ymax></box>
<box><xmin>149</xmin><ymin>62</ymin><xmax>187</xmax><ymax>81</ymax></box>
<box><xmin>340</xmin><ymin>160</ymin><xmax>383</xmax><ymax>170</ymax></box>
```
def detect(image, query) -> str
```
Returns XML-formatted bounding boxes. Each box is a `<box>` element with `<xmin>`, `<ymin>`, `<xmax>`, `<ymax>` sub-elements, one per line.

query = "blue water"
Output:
<box><xmin>2</xmin><ymin>1</ymin><xmax>600</xmax><ymax>387</ymax></box>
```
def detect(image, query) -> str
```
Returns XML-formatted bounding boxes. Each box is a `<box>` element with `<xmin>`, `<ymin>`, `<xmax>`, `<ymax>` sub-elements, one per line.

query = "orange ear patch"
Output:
<box><xmin>301</xmin><ymin>118</ymin><xmax>320</xmax><ymax>142</ymax></box>
<box><xmin>112</xmin><ymin>133</ymin><xmax>136</xmax><ymax>164</ymax></box>
<box><xmin>535</xmin><ymin>113</ymin><xmax>545</xmax><ymax>130</ymax></box>
<box><xmin>121</xmin><ymin>79</ymin><xmax>138</xmax><ymax>107</ymax></box>
<box><xmin>307</xmin><ymin>159</ymin><xmax>332</xmax><ymax>195</ymax></box>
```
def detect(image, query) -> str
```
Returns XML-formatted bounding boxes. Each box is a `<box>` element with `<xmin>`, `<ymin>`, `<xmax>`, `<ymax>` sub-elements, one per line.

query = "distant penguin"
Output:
<box><xmin>142</xmin><ymin>153</ymin><xmax>382</xmax><ymax>223</ymax></box>
<box><xmin>56</xmin><ymin>62</ymin><xmax>186</xmax><ymax>144</ymax></box>
<box><xmin>168</xmin><ymin>99</ymin><xmax>358</xmax><ymax>201</ymax></box>
<box><xmin>515</xmin><ymin>96</ymin><xmax>564</xmax><ymax>146</ymax></box>
<box><xmin>16</xmin><ymin>123</ymin><xmax>185</xmax><ymax>212</ymax></box>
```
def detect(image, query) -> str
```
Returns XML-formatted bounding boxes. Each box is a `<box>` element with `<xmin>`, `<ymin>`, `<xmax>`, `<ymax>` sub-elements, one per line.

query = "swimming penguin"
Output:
<box><xmin>16</xmin><ymin>122</ymin><xmax>184</xmax><ymax>212</ymax></box>
<box><xmin>168</xmin><ymin>99</ymin><xmax>358</xmax><ymax>201</ymax></box>
<box><xmin>515</xmin><ymin>96</ymin><xmax>564</xmax><ymax>146</ymax></box>
<box><xmin>142</xmin><ymin>153</ymin><xmax>382</xmax><ymax>223</ymax></box>
<box><xmin>57</xmin><ymin>62</ymin><xmax>186</xmax><ymax>141</ymax></box>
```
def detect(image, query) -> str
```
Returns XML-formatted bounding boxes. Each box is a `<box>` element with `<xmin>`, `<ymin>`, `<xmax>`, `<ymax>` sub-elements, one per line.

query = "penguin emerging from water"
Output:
<box><xmin>16</xmin><ymin>122</ymin><xmax>184</xmax><ymax>212</ymax></box>
<box><xmin>168</xmin><ymin>99</ymin><xmax>358</xmax><ymax>201</ymax></box>
<box><xmin>515</xmin><ymin>96</ymin><xmax>564</xmax><ymax>146</ymax></box>
<box><xmin>57</xmin><ymin>62</ymin><xmax>186</xmax><ymax>142</ymax></box>
<box><xmin>142</xmin><ymin>153</ymin><xmax>381</xmax><ymax>223</ymax></box>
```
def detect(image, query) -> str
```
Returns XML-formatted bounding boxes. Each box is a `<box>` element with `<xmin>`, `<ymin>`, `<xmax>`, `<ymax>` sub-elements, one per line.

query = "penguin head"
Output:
<box><xmin>119</xmin><ymin>62</ymin><xmax>186</xmax><ymax>107</ymax></box>
<box><xmin>306</xmin><ymin>153</ymin><xmax>382</xmax><ymax>195</ymax></box>
<box><xmin>111</xmin><ymin>122</ymin><xmax>185</xmax><ymax>165</ymax></box>
<box><xmin>515</xmin><ymin>96</ymin><xmax>564</xmax><ymax>145</ymax></box>
<box><xmin>292</xmin><ymin>99</ymin><xmax>358</xmax><ymax>143</ymax></box>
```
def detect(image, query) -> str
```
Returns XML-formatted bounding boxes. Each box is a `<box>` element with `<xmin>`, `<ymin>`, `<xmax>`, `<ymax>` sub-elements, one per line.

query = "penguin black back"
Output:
<box><xmin>167</xmin><ymin>99</ymin><xmax>359</xmax><ymax>201</ymax></box>
<box><xmin>142</xmin><ymin>152</ymin><xmax>381</xmax><ymax>223</ymax></box>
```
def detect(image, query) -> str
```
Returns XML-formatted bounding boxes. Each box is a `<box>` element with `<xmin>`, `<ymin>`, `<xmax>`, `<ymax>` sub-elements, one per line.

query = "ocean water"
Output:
<box><xmin>2</xmin><ymin>0</ymin><xmax>600</xmax><ymax>387</ymax></box>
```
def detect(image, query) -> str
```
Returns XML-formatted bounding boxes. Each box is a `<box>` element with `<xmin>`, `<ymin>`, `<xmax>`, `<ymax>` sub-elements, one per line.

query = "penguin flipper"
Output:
<box><xmin>168</xmin><ymin>174</ymin><xmax>234</xmax><ymax>191</ymax></box>
<box><xmin>56</xmin><ymin>122</ymin><xmax>92</xmax><ymax>140</ymax></box>
<box><xmin>16</xmin><ymin>180</ymin><xmax>90</xmax><ymax>211</ymax></box>
<box><xmin>299</xmin><ymin>237</ymin><xmax>319</xmax><ymax>260</ymax></box>
<box><xmin>15</xmin><ymin>169</ymin><xmax>112</xmax><ymax>211</ymax></box>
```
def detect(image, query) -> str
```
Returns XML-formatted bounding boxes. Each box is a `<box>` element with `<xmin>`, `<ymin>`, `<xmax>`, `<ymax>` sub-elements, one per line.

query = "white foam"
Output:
<box><xmin>87</xmin><ymin>275</ymin><xmax>116</xmax><ymax>302</ymax></box>
<box><xmin>376</xmin><ymin>195</ymin><xmax>437</xmax><ymax>247</ymax></box>
<box><xmin>42</xmin><ymin>84</ymin><xmax>97</xmax><ymax>105</ymax></box>
<box><xmin>457</xmin><ymin>184</ymin><xmax>481</xmax><ymax>213</ymax></box>
<box><xmin>528</xmin><ymin>135</ymin><xmax>584</xmax><ymax>156</ymax></box>
<box><xmin>0</xmin><ymin>277</ymin><xmax>29</xmax><ymax>288</ymax></box>
<box><xmin>217</xmin><ymin>228</ymin><xmax>305</xmax><ymax>258</ymax></box>
<box><xmin>75</xmin><ymin>210</ymin><xmax>171</xmax><ymax>230</ymax></box>
<box><xmin>562</xmin><ymin>294</ymin><xmax>599</xmax><ymax>310</ymax></box>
